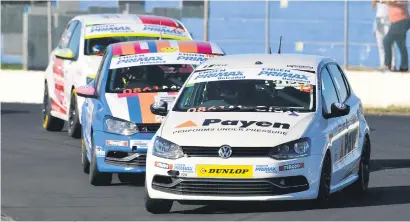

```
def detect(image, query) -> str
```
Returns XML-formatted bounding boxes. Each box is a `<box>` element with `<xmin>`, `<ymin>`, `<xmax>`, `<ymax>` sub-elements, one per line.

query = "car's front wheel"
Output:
<box><xmin>144</xmin><ymin>180</ymin><xmax>173</xmax><ymax>214</ymax></box>
<box><xmin>316</xmin><ymin>152</ymin><xmax>332</xmax><ymax>208</ymax></box>
<box><xmin>43</xmin><ymin>82</ymin><xmax>65</xmax><ymax>131</ymax></box>
<box><xmin>89</xmin><ymin>145</ymin><xmax>112</xmax><ymax>186</ymax></box>
<box><xmin>68</xmin><ymin>89</ymin><xmax>81</xmax><ymax>138</ymax></box>
<box><xmin>348</xmin><ymin>137</ymin><xmax>371</xmax><ymax>196</ymax></box>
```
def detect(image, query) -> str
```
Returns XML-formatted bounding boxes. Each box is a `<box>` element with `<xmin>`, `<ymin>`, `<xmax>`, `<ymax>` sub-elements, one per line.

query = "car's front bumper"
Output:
<box><xmin>146</xmin><ymin>155</ymin><xmax>324</xmax><ymax>201</ymax></box>
<box><xmin>92</xmin><ymin>131</ymin><xmax>155</xmax><ymax>173</ymax></box>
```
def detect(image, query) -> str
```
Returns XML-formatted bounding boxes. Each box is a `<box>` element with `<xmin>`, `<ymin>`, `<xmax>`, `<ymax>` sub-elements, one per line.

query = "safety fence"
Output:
<box><xmin>1</xmin><ymin>1</ymin><xmax>410</xmax><ymax>70</ymax></box>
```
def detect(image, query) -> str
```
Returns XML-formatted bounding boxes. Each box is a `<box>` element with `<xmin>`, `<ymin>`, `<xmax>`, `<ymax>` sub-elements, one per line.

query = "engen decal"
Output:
<box><xmin>193</xmin><ymin>70</ymin><xmax>245</xmax><ymax>81</ymax></box>
<box><xmin>258</xmin><ymin>68</ymin><xmax>310</xmax><ymax>84</ymax></box>
<box><xmin>176</xmin><ymin>53</ymin><xmax>212</xmax><ymax>62</ymax></box>
<box><xmin>255</xmin><ymin>165</ymin><xmax>277</xmax><ymax>173</ymax></box>
<box><xmin>87</xmin><ymin>24</ymin><xmax>135</xmax><ymax>35</ymax></box>
<box><xmin>110</xmin><ymin>54</ymin><xmax>165</xmax><ymax>69</ymax></box>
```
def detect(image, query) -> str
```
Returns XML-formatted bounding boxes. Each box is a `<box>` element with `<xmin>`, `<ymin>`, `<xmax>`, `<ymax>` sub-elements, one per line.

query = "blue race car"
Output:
<box><xmin>75</xmin><ymin>40</ymin><xmax>226</xmax><ymax>186</ymax></box>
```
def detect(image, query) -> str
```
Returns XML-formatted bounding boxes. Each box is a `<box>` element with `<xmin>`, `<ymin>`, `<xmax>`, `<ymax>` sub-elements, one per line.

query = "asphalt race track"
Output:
<box><xmin>2</xmin><ymin>103</ymin><xmax>410</xmax><ymax>221</ymax></box>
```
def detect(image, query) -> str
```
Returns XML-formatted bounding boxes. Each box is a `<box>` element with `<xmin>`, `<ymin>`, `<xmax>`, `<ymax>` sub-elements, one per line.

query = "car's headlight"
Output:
<box><xmin>152</xmin><ymin>136</ymin><xmax>184</xmax><ymax>160</ymax></box>
<box><xmin>269</xmin><ymin>138</ymin><xmax>311</xmax><ymax>159</ymax></box>
<box><xmin>104</xmin><ymin>116</ymin><xmax>138</xmax><ymax>136</ymax></box>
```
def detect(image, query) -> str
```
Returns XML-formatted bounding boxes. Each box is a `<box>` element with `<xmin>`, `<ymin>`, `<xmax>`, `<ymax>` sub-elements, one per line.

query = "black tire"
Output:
<box><xmin>89</xmin><ymin>144</ymin><xmax>112</xmax><ymax>186</ymax></box>
<box><xmin>144</xmin><ymin>180</ymin><xmax>173</xmax><ymax>214</ymax></box>
<box><xmin>119</xmin><ymin>173</ymin><xmax>145</xmax><ymax>185</ymax></box>
<box><xmin>316</xmin><ymin>153</ymin><xmax>332</xmax><ymax>209</ymax></box>
<box><xmin>67</xmin><ymin>89</ymin><xmax>81</xmax><ymax>138</ymax></box>
<box><xmin>348</xmin><ymin>137</ymin><xmax>371</xmax><ymax>196</ymax></box>
<box><xmin>42</xmin><ymin>82</ymin><xmax>64</xmax><ymax>131</ymax></box>
<box><xmin>81</xmin><ymin>136</ymin><xmax>90</xmax><ymax>174</ymax></box>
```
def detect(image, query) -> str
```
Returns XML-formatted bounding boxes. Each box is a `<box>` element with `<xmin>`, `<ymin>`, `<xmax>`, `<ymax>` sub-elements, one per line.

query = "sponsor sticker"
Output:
<box><xmin>279</xmin><ymin>163</ymin><xmax>304</xmax><ymax>171</ymax></box>
<box><xmin>143</xmin><ymin>24</ymin><xmax>186</xmax><ymax>37</ymax></box>
<box><xmin>196</xmin><ymin>165</ymin><xmax>253</xmax><ymax>178</ymax></box>
<box><xmin>172</xmin><ymin>119</ymin><xmax>290</xmax><ymax>135</ymax></box>
<box><xmin>176</xmin><ymin>54</ymin><xmax>211</xmax><ymax>63</ymax></box>
<box><xmin>130</xmin><ymin>140</ymin><xmax>149</xmax><ymax>149</ymax></box>
<box><xmin>193</xmin><ymin>70</ymin><xmax>246</xmax><ymax>81</ymax></box>
<box><xmin>172</xmin><ymin>164</ymin><xmax>194</xmax><ymax>173</ymax></box>
<box><xmin>106</xmin><ymin>140</ymin><xmax>129</xmax><ymax>147</ymax></box>
<box><xmin>112</xmin><ymin>54</ymin><xmax>164</xmax><ymax>67</ymax></box>
<box><xmin>287</xmin><ymin>65</ymin><xmax>314</xmax><ymax>70</ymax></box>
<box><xmin>95</xmin><ymin>146</ymin><xmax>106</xmax><ymax>157</ymax></box>
<box><xmin>255</xmin><ymin>165</ymin><xmax>277</xmax><ymax>173</ymax></box>
<box><xmin>154</xmin><ymin>161</ymin><xmax>172</xmax><ymax>170</ymax></box>
<box><xmin>160</xmin><ymin>47</ymin><xmax>178</xmax><ymax>52</ymax></box>
<box><xmin>87</xmin><ymin>24</ymin><xmax>134</xmax><ymax>35</ymax></box>
<box><xmin>258</xmin><ymin>68</ymin><xmax>310</xmax><ymax>84</ymax></box>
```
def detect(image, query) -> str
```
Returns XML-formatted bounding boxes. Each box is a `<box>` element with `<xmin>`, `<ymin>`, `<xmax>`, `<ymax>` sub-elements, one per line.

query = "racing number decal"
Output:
<box><xmin>122</xmin><ymin>86</ymin><xmax>160</xmax><ymax>94</ymax></box>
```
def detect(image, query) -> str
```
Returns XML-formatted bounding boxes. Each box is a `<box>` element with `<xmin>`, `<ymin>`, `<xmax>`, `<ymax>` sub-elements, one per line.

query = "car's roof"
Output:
<box><xmin>200</xmin><ymin>53</ymin><xmax>330</xmax><ymax>71</ymax></box>
<box><xmin>73</xmin><ymin>14</ymin><xmax>184</xmax><ymax>28</ymax></box>
<box><xmin>110</xmin><ymin>40</ymin><xmax>225</xmax><ymax>56</ymax></box>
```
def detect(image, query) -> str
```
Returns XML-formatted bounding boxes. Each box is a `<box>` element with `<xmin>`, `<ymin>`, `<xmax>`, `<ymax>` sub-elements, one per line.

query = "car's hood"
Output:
<box><xmin>104</xmin><ymin>92</ymin><xmax>178</xmax><ymax>124</ymax></box>
<box><xmin>160</xmin><ymin>111</ymin><xmax>316</xmax><ymax>147</ymax></box>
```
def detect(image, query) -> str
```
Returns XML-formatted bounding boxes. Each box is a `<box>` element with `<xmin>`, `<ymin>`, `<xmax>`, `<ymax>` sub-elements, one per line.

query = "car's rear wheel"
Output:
<box><xmin>144</xmin><ymin>180</ymin><xmax>173</xmax><ymax>214</ymax></box>
<box><xmin>43</xmin><ymin>82</ymin><xmax>64</xmax><ymax>131</ymax></box>
<box><xmin>89</xmin><ymin>143</ymin><xmax>112</xmax><ymax>186</ymax></box>
<box><xmin>348</xmin><ymin>137</ymin><xmax>371</xmax><ymax>196</ymax></box>
<box><xmin>316</xmin><ymin>152</ymin><xmax>332</xmax><ymax>209</ymax></box>
<box><xmin>68</xmin><ymin>89</ymin><xmax>81</xmax><ymax>138</ymax></box>
<box><xmin>81</xmin><ymin>135</ymin><xmax>90</xmax><ymax>174</ymax></box>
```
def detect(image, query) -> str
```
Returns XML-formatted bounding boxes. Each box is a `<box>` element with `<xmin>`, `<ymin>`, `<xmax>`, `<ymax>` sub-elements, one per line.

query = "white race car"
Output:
<box><xmin>144</xmin><ymin>54</ymin><xmax>371</xmax><ymax>213</ymax></box>
<box><xmin>42</xmin><ymin>14</ymin><xmax>192</xmax><ymax>138</ymax></box>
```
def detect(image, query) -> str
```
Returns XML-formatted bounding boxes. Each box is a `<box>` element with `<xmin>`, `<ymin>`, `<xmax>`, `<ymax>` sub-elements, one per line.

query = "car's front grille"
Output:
<box><xmin>181</xmin><ymin>146</ymin><xmax>271</xmax><ymax>157</ymax></box>
<box><xmin>152</xmin><ymin>176</ymin><xmax>309</xmax><ymax>196</ymax></box>
<box><xmin>105</xmin><ymin>151</ymin><xmax>146</xmax><ymax>167</ymax></box>
<box><xmin>136</xmin><ymin>124</ymin><xmax>161</xmax><ymax>133</ymax></box>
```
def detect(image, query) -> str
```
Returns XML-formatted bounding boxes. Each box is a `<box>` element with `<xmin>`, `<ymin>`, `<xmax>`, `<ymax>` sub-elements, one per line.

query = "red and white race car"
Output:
<box><xmin>42</xmin><ymin>14</ymin><xmax>193</xmax><ymax>138</ymax></box>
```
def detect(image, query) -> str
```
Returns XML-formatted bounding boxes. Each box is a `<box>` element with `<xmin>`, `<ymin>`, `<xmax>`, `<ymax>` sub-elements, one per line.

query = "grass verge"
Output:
<box><xmin>364</xmin><ymin>105</ymin><xmax>410</xmax><ymax>116</ymax></box>
<box><xmin>1</xmin><ymin>63</ymin><xmax>23</xmax><ymax>70</ymax></box>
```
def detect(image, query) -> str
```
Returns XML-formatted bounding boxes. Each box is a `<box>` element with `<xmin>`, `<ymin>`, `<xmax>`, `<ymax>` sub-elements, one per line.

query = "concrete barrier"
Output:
<box><xmin>1</xmin><ymin>69</ymin><xmax>409</xmax><ymax>107</ymax></box>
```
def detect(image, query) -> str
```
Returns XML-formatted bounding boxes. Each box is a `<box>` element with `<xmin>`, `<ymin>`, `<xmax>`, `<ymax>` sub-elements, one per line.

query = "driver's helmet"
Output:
<box><xmin>205</xmin><ymin>81</ymin><xmax>238</xmax><ymax>101</ymax></box>
<box><xmin>121</xmin><ymin>66</ymin><xmax>147</xmax><ymax>86</ymax></box>
<box><xmin>92</xmin><ymin>44</ymin><xmax>104</xmax><ymax>55</ymax></box>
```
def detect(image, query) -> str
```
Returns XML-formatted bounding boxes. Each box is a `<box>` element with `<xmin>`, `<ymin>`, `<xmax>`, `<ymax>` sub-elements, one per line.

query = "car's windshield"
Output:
<box><xmin>84</xmin><ymin>36</ymin><xmax>175</xmax><ymax>56</ymax></box>
<box><xmin>173</xmin><ymin>71</ymin><xmax>316</xmax><ymax>112</ymax></box>
<box><xmin>106</xmin><ymin>64</ymin><xmax>196</xmax><ymax>93</ymax></box>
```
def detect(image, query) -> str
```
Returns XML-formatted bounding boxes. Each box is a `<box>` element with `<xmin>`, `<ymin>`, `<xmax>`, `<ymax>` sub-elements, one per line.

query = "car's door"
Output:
<box><xmin>320</xmin><ymin>66</ymin><xmax>348</xmax><ymax>186</ymax></box>
<box><xmin>51</xmin><ymin>21</ymin><xmax>79</xmax><ymax>115</ymax></box>
<box><xmin>83</xmin><ymin>52</ymin><xmax>109</xmax><ymax>151</ymax></box>
<box><xmin>327</xmin><ymin>63</ymin><xmax>361</xmax><ymax>182</ymax></box>
<box><xmin>63</xmin><ymin>21</ymin><xmax>83</xmax><ymax>112</ymax></box>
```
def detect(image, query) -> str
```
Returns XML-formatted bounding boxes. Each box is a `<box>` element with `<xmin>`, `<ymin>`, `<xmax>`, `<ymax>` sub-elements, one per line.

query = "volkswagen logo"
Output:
<box><xmin>218</xmin><ymin>145</ymin><xmax>232</xmax><ymax>158</ymax></box>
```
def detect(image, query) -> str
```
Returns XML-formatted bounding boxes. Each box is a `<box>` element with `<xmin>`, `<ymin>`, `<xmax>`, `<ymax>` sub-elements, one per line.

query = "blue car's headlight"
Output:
<box><xmin>152</xmin><ymin>136</ymin><xmax>184</xmax><ymax>160</ymax></box>
<box><xmin>269</xmin><ymin>138</ymin><xmax>311</xmax><ymax>160</ymax></box>
<box><xmin>104</xmin><ymin>116</ymin><xmax>138</xmax><ymax>136</ymax></box>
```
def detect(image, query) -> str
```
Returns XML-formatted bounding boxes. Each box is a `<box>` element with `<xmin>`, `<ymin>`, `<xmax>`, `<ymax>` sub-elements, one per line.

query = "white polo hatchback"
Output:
<box><xmin>144</xmin><ymin>54</ymin><xmax>371</xmax><ymax>214</ymax></box>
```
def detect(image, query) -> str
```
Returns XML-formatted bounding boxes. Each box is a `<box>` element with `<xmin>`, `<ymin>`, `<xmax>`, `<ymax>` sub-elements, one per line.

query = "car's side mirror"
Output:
<box><xmin>55</xmin><ymin>48</ymin><xmax>75</xmax><ymax>60</ymax></box>
<box><xmin>75</xmin><ymin>85</ymin><xmax>97</xmax><ymax>99</ymax></box>
<box><xmin>150</xmin><ymin>101</ymin><xmax>168</xmax><ymax>116</ymax></box>
<box><xmin>326</xmin><ymin>102</ymin><xmax>350</xmax><ymax>118</ymax></box>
